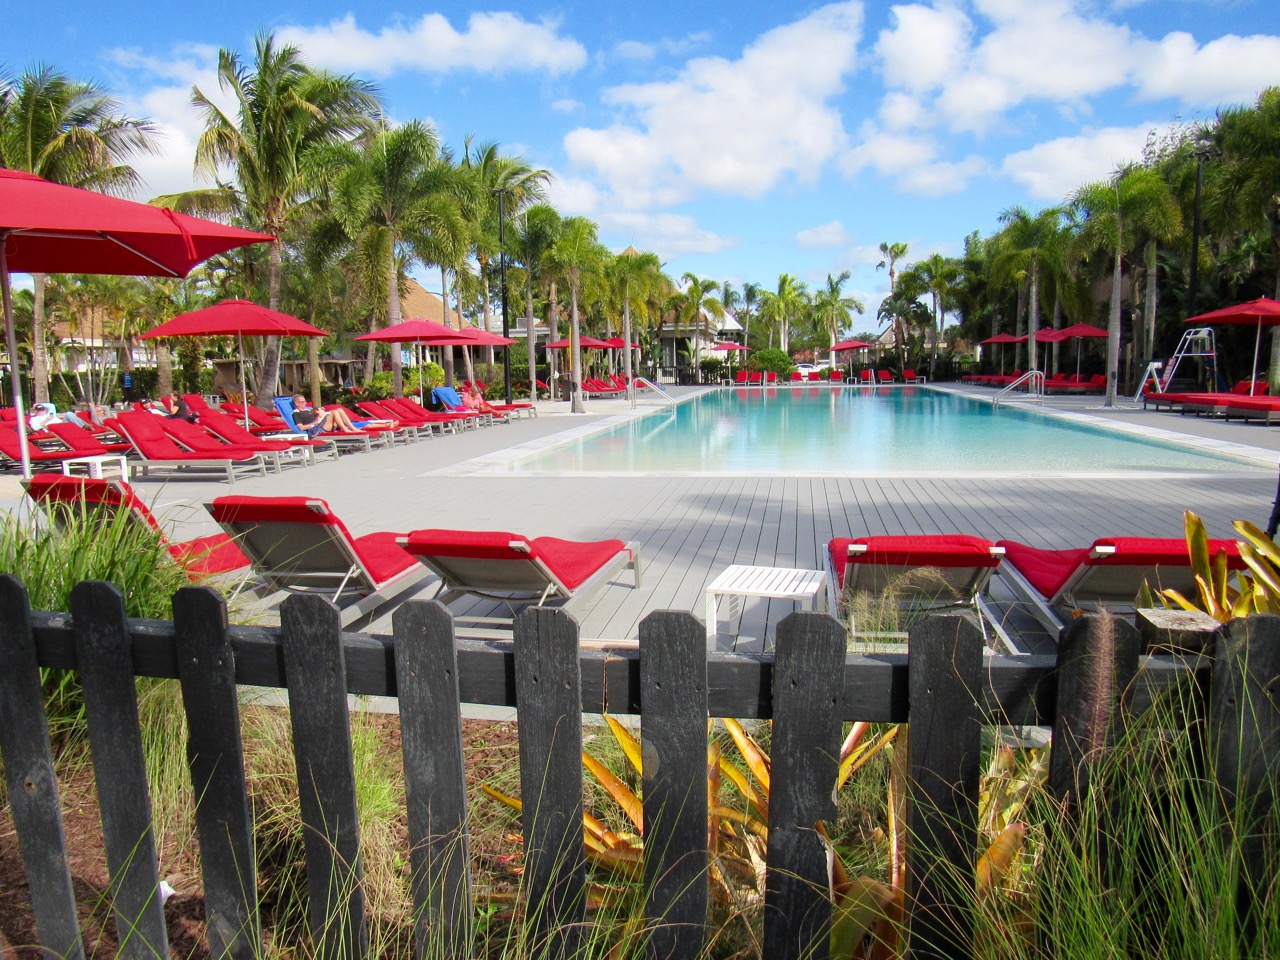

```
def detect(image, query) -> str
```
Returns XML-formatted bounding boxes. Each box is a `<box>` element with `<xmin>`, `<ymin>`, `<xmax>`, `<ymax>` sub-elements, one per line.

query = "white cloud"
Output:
<box><xmin>278</xmin><ymin>12</ymin><xmax>588</xmax><ymax>77</ymax></box>
<box><xmin>551</xmin><ymin>99</ymin><xmax>582</xmax><ymax>114</ymax></box>
<box><xmin>615</xmin><ymin>40</ymin><xmax>657</xmax><ymax>62</ymax></box>
<box><xmin>545</xmin><ymin>175</ymin><xmax>602</xmax><ymax>216</ymax></box>
<box><xmin>842</xmin><ymin>125</ymin><xmax>987</xmax><ymax>195</ymax></box>
<box><xmin>1000</xmin><ymin>122</ymin><xmax>1158</xmax><ymax>199</ymax></box>
<box><xmin>1133</xmin><ymin>31</ymin><xmax>1280</xmax><ymax>106</ymax></box>
<box><xmin>565</xmin><ymin>2</ymin><xmax>863</xmax><ymax>204</ymax></box>
<box><xmin>600</xmin><ymin>211</ymin><xmax>736</xmax><ymax>257</ymax></box>
<box><xmin>876</xmin><ymin>3</ymin><xmax>972</xmax><ymax>93</ymax></box>
<box><xmin>796</xmin><ymin>220</ymin><xmax>854</xmax><ymax>248</ymax></box>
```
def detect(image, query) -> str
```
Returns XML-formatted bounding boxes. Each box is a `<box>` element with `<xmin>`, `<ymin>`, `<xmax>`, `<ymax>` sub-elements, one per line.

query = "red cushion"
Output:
<box><xmin>996</xmin><ymin>541</ymin><xmax>1088</xmax><ymax>598</ymax></box>
<box><xmin>169</xmin><ymin>534</ymin><xmax>250</xmax><ymax>576</ymax></box>
<box><xmin>350</xmin><ymin>531</ymin><xmax>419</xmax><ymax>584</ymax></box>
<box><xmin>829</xmin><ymin>534</ymin><xmax>997</xmax><ymax>587</ymax></box>
<box><xmin>405</xmin><ymin>529</ymin><xmax>627</xmax><ymax>590</ymax></box>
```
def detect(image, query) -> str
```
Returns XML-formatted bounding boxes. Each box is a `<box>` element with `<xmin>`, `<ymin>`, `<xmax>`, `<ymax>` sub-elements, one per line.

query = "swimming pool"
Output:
<box><xmin>499</xmin><ymin>387</ymin><xmax>1273</xmax><ymax>477</ymax></box>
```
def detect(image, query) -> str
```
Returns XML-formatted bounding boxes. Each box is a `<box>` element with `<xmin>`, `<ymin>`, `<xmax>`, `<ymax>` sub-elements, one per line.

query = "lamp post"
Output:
<box><xmin>494</xmin><ymin>189</ymin><xmax>513</xmax><ymax>405</ymax></box>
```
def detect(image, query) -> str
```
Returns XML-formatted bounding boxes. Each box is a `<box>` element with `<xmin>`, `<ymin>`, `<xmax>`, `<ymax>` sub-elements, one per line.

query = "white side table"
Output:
<box><xmin>705</xmin><ymin>564</ymin><xmax>829</xmax><ymax>645</ymax></box>
<box><xmin>61</xmin><ymin>454</ymin><xmax>130</xmax><ymax>480</ymax></box>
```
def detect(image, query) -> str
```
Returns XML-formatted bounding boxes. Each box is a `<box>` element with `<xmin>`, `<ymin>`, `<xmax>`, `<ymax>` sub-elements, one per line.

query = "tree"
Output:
<box><xmin>0</xmin><ymin>64</ymin><xmax>158</xmax><ymax>402</ymax></box>
<box><xmin>877</xmin><ymin>241</ymin><xmax>910</xmax><ymax>368</ymax></box>
<box><xmin>813</xmin><ymin>271</ymin><xmax>865</xmax><ymax>363</ymax></box>
<box><xmin>548</xmin><ymin>216</ymin><xmax>606</xmax><ymax>413</ymax></box>
<box><xmin>758</xmin><ymin>274</ymin><xmax>806</xmax><ymax>354</ymax></box>
<box><xmin>509</xmin><ymin>204</ymin><xmax>562</xmax><ymax>397</ymax></box>
<box><xmin>675</xmin><ymin>274</ymin><xmax>725</xmax><ymax>378</ymax></box>
<box><xmin>608</xmin><ymin>247</ymin><xmax>668</xmax><ymax>405</ymax></box>
<box><xmin>176</xmin><ymin>32</ymin><xmax>380</xmax><ymax>408</ymax></box>
<box><xmin>1073</xmin><ymin>165</ymin><xmax>1181</xmax><ymax>406</ymax></box>
<box><xmin>740</xmin><ymin>282</ymin><xmax>762</xmax><ymax>348</ymax></box>
<box><xmin>992</xmin><ymin>206</ymin><xmax>1065</xmax><ymax>373</ymax></box>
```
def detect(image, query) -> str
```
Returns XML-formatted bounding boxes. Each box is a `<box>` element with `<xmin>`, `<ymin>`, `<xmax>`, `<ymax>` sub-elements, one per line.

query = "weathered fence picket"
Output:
<box><xmin>1</xmin><ymin>575</ymin><xmax>1278</xmax><ymax>960</ymax></box>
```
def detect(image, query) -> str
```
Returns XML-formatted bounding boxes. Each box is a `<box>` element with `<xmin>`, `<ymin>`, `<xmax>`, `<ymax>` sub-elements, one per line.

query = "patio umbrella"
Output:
<box><xmin>830</xmin><ymin>338</ymin><xmax>872</xmax><ymax>352</ymax></box>
<box><xmin>0</xmin><ymin>167</ymin><xmax>272</xmax><ymax>476</ymax></box>
<box><xmin>979</xmin><ymin>332</ymin><xmax>1026</xmax><ymax>375</ymax></box>
<box><xmin>547</xmin><ymin>336</ymin><xmax>611</xmax><ymax>349</ymax></box>
<box><xmin>1186</xmin><ymin>297</ymin><xmax>1280</xmax><ymax>395</ymax></box>
<box><xmin>140</xmin><ymin>300</ymin><xmax>327</xmax><ymax>426</ymax></box>
<box><xmin>1051</xmin><ymin>323</ymin><xmax>1108</xmax><ymax>377</ymax></box>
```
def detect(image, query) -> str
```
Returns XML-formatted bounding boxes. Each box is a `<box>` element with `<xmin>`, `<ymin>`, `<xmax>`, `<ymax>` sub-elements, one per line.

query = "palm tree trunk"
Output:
<box><xmin>255</xmin><ymin>239</ymin><xmax>284</xmax><ymax>410</ymax></box>
<box><xmin>1052</xmin><ymin>298</ymin><xmax>1063</xmax><ymax>373</ymax></box>
<box><xmin>31</xmin><ymin>274</ymin><xmax>49</xmax><ymax>403</ymax></box>
<box><xmin>1027</xmin><ymin>260</ymin><xmax>1040</xmax><ymax>373</ymax></box>
<box><xmin>307</xmin><ymin>336</ymin><xmax>322</xmax><ymax>407</ymax></box>
<box><xmin>1143</xmin><ymin>239</ymin><xmax>1158</xmax><ymax>363</ymax></box>
<box><xmin>440</xmin><ymin>265</ymin><xmax>455</xmax><ymax>387</ymax></box>
<box><xmin>1268</xmin><ymin>222</ymin><xmax>1280</xmax><ymax>392</ymax></box>
<box><xmin>547</xmin><ymin>279</ymin><xmax>558</xmax><ymax>389</ymax></box>
<box><xmin>387</xmin><ymin>257</ymin><xmax>403</xmax><ymax>397</ymax></box>
<box><xmin>525</xmin><ymin>278</ymin><xmax>538</xmax><ymax>398</ymax></box>
<box><xmin>1105</xmin><ymin>245</ymin><xmax>1123</xmax><ymax>407</ymax></box>
<box><xmin>156</xmin><ymin>343</ymin><xmax>173</xmax><ymax>399</ymax></box>
<box><xmin>570</xmin><ymin>280</ymin><xmax>585</xmax><ymax>414</ymax></box>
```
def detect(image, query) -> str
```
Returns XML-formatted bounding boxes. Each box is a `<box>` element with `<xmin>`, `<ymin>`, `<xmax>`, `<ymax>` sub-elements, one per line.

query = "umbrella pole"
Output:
<box><xmin>239</xmin><ymin>332</ymin><xmax>250</xmax><ymax>427</ymax></box>
<box><xmin>1</xmin><ymin>242</ymin><xmax>32</xmax><ymax>479</ymax></box>
<box><xmin>1252</xmin><ymin>319</ymin><xmax>1263</xmax><ymax>395</ymax></box>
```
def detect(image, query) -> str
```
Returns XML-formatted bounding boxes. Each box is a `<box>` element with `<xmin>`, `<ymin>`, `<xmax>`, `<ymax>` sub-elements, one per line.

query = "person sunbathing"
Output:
<box><xmin>463</xmin><ymin>383</ymin><xmax>502</xmax><ymax>416</ymax></box>
<box><xmin>291</xmin><ymin>395</ymin><xmax>365</xmax><ymax>435</ymax></box>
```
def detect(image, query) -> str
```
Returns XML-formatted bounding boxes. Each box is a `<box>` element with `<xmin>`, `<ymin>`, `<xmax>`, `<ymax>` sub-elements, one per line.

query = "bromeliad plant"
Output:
<box><xmin>1151</xmin><ymin>510</ymin><xmax>1280</xmax><ymax>620</ymax></box>
<box><xmin>484</xmin><ymin>717</ymin><xmax>1043</xmax><ymax>958</ymax></box>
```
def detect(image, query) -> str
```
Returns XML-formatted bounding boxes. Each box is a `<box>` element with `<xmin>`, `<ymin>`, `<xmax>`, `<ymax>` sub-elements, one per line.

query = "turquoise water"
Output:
<box><xmin>509</xmin><ymin>387</ymin><xmax>1270</xmax><ymax>476</ymax></box>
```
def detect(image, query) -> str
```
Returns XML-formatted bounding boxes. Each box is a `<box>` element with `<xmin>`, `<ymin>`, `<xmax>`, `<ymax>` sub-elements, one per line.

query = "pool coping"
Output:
<box><xmin>422</xmin><ymin>384</ymin><xmax>1280</xmax><ymax>480</ymax></box>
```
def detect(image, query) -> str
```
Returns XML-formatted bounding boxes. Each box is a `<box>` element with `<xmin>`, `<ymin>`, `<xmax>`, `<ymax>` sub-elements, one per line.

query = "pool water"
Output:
<box><xmin>507</xmin><ymin>387</ymin><xmax>1271</xmax><ymax>476</ymax></box>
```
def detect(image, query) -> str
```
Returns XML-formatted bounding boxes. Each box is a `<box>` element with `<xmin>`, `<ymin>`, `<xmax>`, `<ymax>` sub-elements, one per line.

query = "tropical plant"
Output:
<box><xmin>509</xmin><ymin>204</ymin><xmax>562</xmax><ymax>394</ymax></box>
<box><xmin>548</xmin><ymin>216</ymin><xmax>606</xmax><ymax>412</ymax></box>
<box><xmin>675</xmin><ymin>274</ymin><xmax>726</xmax><ymax>376</ymax></box>
<box><xmin>608</xmin><ymin>247</ymin><xmax>668</xmax><ymax>400</ymax></box>
<box><xmin>1072</xmin><ymin>165</ymin><xmax>1182</xmax><ymax>406</ymax></box>
<box><xmin>877</xmin><ymin>242</ymin><xmax>910</xmax><ymax>369</ymax></box>
<box><xmin>0</xmin><ymin>64</ymin><xmax>159</xmax><ymax>403</ymax></box>
<box><xmin>758</xmin><ymin>274</ymin><xmax>806</xmax><ymax>353</ymax></box>
<box><xmin>813</xmin><ymin>271</ymin><xmax>865</xmax><ymax>363</ymax></box>
<box><xmin>992</xmin><ymin>206</ymin><xmax>1066</xmax><ymax>373</ymax></box>
<box><xmin>1153</xmin><ymin>510</ymin><xmax>1280</xmax><ymax>620</ymax></box>
<box><xmin>171</xmin><ymin>31</ymin><xmax>381</xmax><ymax>408</ymax></box>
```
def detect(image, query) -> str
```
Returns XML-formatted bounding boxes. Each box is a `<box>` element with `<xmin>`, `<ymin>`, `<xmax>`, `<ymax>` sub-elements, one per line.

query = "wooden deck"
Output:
<box><xmin>5</xmin><ymin>385</ymin><xmax>1275</xmax><ymax>652</ymax></box>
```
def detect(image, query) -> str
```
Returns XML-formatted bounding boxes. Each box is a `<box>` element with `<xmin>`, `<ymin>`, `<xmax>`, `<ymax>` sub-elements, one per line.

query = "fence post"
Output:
<box><xmin>1210</xmin><ymin>614</ymin><xmax>1280</xmax><ymax>948</ymax></box>
<box><xmin>0</xmin><ymin>575</ymin><xmax>85</xmax><ymax>960</ymax></box>
<box><xmin>173</xmin><ymin>586</ymin><xmax>260</xmax><ymax>960</ymax></box>
<box><xmin>906</xmin><ymin>611</ymin><xmax>985</xmax><ymax>960</ymax></box>
<box><xmin>280</xmin><ymin>593</ymin><xmax>368</xmax><ymax>960</ymax></box>
<box><xmin>514</xmin><ymin>607</ymin><xmax>587</xmax><ymax>960</ymax></box>
<box><xmin>70</xmin><ymin>580</ymin><xmax>168</xmax><ymax>960</ymax></box>
<box><xmin>393</xmin><ymin>600</ymin><xmax>473</xmax><ymax>960</ymax></box>
<box><xmin>639</xmin><ymin>610</ymin><xmax>709</xmax><ymax>960</ymax></box>
<box><xmin>1048</xmin><ymin>614</ymin><xmax>1141</xmax><ymax>812</ymax></box>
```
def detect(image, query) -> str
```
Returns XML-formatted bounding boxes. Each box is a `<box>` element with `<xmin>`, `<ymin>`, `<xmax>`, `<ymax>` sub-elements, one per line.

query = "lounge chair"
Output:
<box><xmin>44</xmin><ymin>421</ymin><xmax>133</xmax><ymax>455</ymax></box>
<box><xmin>0</xmin><ymin>425</ymin><xmax>88</xmax><ymax>470</ymax></box>
<box><xmin>748</xmin><ymin>371</ymin><xmax>763</xmax><ymax>386</ymax></box>
<box><xmin>199</xmin><ymin>409</ymin><xmax>340</xmax><ymax>463</ymax></box>
<box><xmin>877</xmin><ymin>370</ymin><xmax>894</xmax><ymax>384</ymax></box>
<box><xmin>377</xmin><ymin>397</ymin><xmax>471</xmax><ymax>433</ymax></box>
<box><xmin>398</xmin><ymin>528</ymin><xmax>642</xmax><ymax>620</ymax></box>
<box><xmin>902</xmin><ymin>369</ymin><xmax>926</xmax><ymax>384</ymax></box>
<box><xmin>995</xmin><ymin>535</ymin><xmax>1246</xmax><ymax>634</ymax></box>
<box><xmin>829</xmin><ymin>369</ymin><xmax>844</xmax><ymax>382</ymax></box>
<box><xmin>204</xmin><ymin>495</ymin><xmax>431</xmax><ymax>626</ymax></box>
<box><xmin>734</xmin><ymin>370</ymin><xmax>749</xmax><ymax>386</ymax></box>
<box><xmin>159</xmin><ymin>417</ymin><xmax>307</xmax><ymax>473</ymax></box>
<box><xmin>219</xmin><ymin>401</ymin><xmax>290</xmax><ymax>435</ymax></box>
<box><xmin>859</xmin><ymin>369</ymin><xmax>874</xmax><ymax>384</ymax></box>
<box><xmin>104</xmin><ymin>412</ymin><xmax>270</xmax><ymax>483</ymax></box>
<box><xmin>826</xmin><ymin>534</ymin><xmax>1011</xmax><ymax>650</ymax></box>
<box><xmin>26</xmin><ymin>474</ymin><xmax>249</xmax><ymax>578</ymax></box>
<box><xmin>272</xmin><ymin>396</ymin><xmax>390</xmax><ymax>452</ymax></box>
<box><xmin>430</xmin><ymin>386</ymin><xmax>496</xmax><ymax>425</ymax></box>
<box><xmin>468</xmin><ymin>381</ymin><xmax>537</xmax><ymax>418</ymax></box>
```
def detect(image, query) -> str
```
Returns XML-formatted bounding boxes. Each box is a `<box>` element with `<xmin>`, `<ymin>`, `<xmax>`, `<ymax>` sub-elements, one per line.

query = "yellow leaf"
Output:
<box><xmin>717</xmin><ymin>754</ymin><xmax>768</xmax><ymax>822</ymax></box>
<box><xmin>838</xmin><ymin>726</ymin><xmax>897</xmax><ymax>788</ymax></box>
<box><xmin>831</xmin><ymin>877</ymin><xmax>896</xmax><ymax>960</ymax></box>
<box><xmin>604</xmin><ymin>714</ymin><xmax>644</xmax><ymax>776</ymax></box>
<box><xmin>583</xmin><ymin>751</ymin><xmax>643</xmax><ymax>834</ymax></box>
<box><xmin>482</xmin><ymin>783</ymin><xmax>523</xmax><ymax>814</ymax></box>
<box><xmin>977</xmin><ymin>822</ymin><xmax>1026</xmax><ymax>897</ymax></box>
<box><xmin>1185</xmin><ymin>511</ymin><xmax>1211</xmax><ymax>582</ymax></box>
<box><xmin>722</xmin><ymin>718</ymin><xmax>771</xmax><ymax>792</ymax></box>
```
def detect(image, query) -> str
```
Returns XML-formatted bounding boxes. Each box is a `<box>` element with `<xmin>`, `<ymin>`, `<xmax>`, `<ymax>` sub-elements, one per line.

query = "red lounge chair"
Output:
<box><xmin>380</xmin><ymin>396</ymin><xmax>472</xmax><ymax>432</ymax></box>
<box><xmin>829</xmin><ymin>369</ymin><xmax>844</xmax><ymax>382</ymax></box>
<box><xmin>353</xmin><ymin>400</ymin><xmax>436</xmax><ymax>439</ymax></box>
<box><xmin>748</xmin><ymin>372</ymin><xmax>763</xmax><ymax>386</ymax></box>
<box><xmin>43</xmin><ymin>421</ymin><xmax>133</xmax><ymax>455</ymax></box>
<box><xmin>765</xmin><ymin>371</ymin><xmax>778</xmax><ymax>384</ymax></box>
<box><xmin>734</xmin><ymin>370</ymin><xmax>749</xmax><ymax>386</ymax></box>
<box><xmin>859</xmin><ymin>369</ymin><xmax>874</xmax><ymax>384</ymax></box>
<box><xmin>1222</xmin><ymin>395</ymin><xmax>1280</xmax><ymax>424</ymax></box>
<box><xmin>790</xmin><ymin>371</ymin><xmax>803</xmax><ymax>382</ymax></box>
<box><xmin>159</xmin><ymin>417</ymin><xmax>306</xmax><ymax>473</ymax></box>
<box><xmin>996</xmin><ymin>536</ymin><xmax>1245</xmax><ymax>634</ymax></box>
<box><xmin>826</xmin><ymin>535</ymin><xmax>1010</xmax><ymax>649</ymax></box>
<box><xmin>219</xmin><ymin>401</ymin><xmax>289</xmax><ymax>435</ymax></box>
<box><xmin>25</xmin><ymin>474</ymin><xmax>249</xmax><ymax>578</ymax></box>
<box><xmin>902</xmin><ymin>369</ymin><xmax>926</xmax><ymax>384</ymax></box>
<box><xmin>205</xmin><ymin>495</ymin><xmax>431</xmax><ymax>627</ymax></box>
<box><xmin>468</xmin><ymin>381</ymin><xmax>537</xmax><ymax>418</ymax></box>
<box><xmin>107</xmin><ymin>412</ymin><xmax>268</xmax><ymax>483</ymax></box>
<box><xmin>877</xmin><ymin>370</ymin><xmax>894</xmax><ymax>384</ymax></box>
<box><xmin>399</xmin><ymin>528</ymin><xmax>642</xmax><ymax>617</ymax></box>
<box><xmin>199</xmin><ymin>409</ymin><xmax>340</xmax><ymax>463</ymax></box>
<box><xmin>0</xmin><ymin>425</ymin><xmax>96</xmax><ymax>470</ymax></box>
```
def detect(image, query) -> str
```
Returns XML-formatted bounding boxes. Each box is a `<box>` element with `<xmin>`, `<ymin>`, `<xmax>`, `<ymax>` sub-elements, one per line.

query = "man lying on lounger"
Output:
<box><xmin>291</xmin><ymin>394</ymin><xmax>396</xmax><ymax>435</ymax></box>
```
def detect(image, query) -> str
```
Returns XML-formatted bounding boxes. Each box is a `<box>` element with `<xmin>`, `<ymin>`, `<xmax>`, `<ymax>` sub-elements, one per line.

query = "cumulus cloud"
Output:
<box><xmin>842</xmin><ymin>125</ymin><xmax>987</xmax><ymax>195</ymax></box>
<box><xmin>278</xmin><ymin>12</ymin><xmax>588</xmax><ymax>77</ymax></box>
<box><xmin>565</xmin><ymin>2</ymin><xmax>863</xmax><ymax>205</ymax></box>
<box><xmin>600</xmin><ymin>211</ymin><xmax>737</xmax><ymax>257</ymax></box>
<box><xmin>1000</xmin><ymin>122</ymin><xmax>1158</xmax><ymax>200</ymax></box>
<box><xmin>796</xmin><ymin>220</ymin><xmax>854</xmax><ymax>248</ymax></box>
<box><xmin>876</xmin><ymin>3</ymin><xmax>972</xmax><ymax>94</ymax></box>
<box><xmin>1133</xmin><ymin>31</ymin><xmax>1280</xmax><ymax>106</ymax></box>
<box><xmin>551</xmin><ymin>98</ymin><xmax>582</xmax><ymax>114</ymax></box>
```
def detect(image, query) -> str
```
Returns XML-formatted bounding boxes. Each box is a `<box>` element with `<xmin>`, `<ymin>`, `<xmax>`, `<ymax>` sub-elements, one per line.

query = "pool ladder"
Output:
<box><xmin>634</xmin><ymin>377</ymin><xmax>675</xmax><ymax>405</ymax></box>
<box><xmin>993</xmin><ymin>370</ymin><xmax>1045</xmax><ymax>406</ymax></box>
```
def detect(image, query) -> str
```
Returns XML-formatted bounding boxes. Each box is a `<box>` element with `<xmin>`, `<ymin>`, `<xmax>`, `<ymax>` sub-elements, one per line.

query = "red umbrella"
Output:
<box><xmin>354</xmin><ymin>318</ymin><xmax>458</xmax><ymax>343</ymax></box>
<box><xmin>0</xmin><ymin>168</ymin><xmax>272</xmax><ymax>476</ymax></box>
<box><xmin>1186</xmin><ymin>297</ymin><xmax>1280</xmax><ymax>395</ymax></box>
<box><xmin>453</xmin><ymin>326</ymin><xmax>516</xmax><ymax>347</ymax></box>
<box><xmin>711</xmin><ymin>342</ymin><xmax>751</xmax><ymax>352</ymax></box>
<box><xmin>140</xmin><ymin>300</ymin><xmax>327</xmax><ymax>425</ymax></box>
<box><xmin>547</xmin><ymin>336</ymin><xmax>611</xmax><ymax>349</ymax></box>
<box><xmin>831</xmin><ymin>338</ymin><xmax>872</xmax><ymax>352</ymax></box>
<box><xmin>979</xmin><ymin>333</ymin><xmax>1026</xmax><ymax>375</ymax></box>
<box><xmin>1050</xmin><ymin>323</ymin><xmax>1108</xmax><ymax>377</ymax></box>
<box><xmin>605</xmin><ymin>336</ymin><xmax>642</xmax><ymax>349</ymax></box>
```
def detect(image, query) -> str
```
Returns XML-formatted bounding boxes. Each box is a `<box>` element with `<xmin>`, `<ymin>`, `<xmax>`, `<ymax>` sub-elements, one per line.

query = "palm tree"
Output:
<box><xmin>813</xmin><ymin>271</ymin><xmax>865</xmax><ymax>363</ymax></box>
<box><xmin>312</xmin><ymin>120</ymin><xmax>469</xmax><ymax>396</ymax></box>
<box><xmin>509</xmin><ymin>204</ymin><xmax>562</xmax><ymax>397</ymax></box>
<box><xmin>549</xmin><ymin>216</ymin><xmax>605</xmax><ymax>413</ymax></box>
<box><xmin>908</xmin><ymin>255</ymin><xmax>959</xmax><ymax>377</ymax></box>
<box><xmin>1073</xmin><ymin>165</ymin><xmax>1181</xmax><ymax>406</ymax></box>
<box><xmin>740</xmin><ymin>282</ymin><xmax>761</xmax><ymax>348</ymax></box>
<box><xmin>992</xmin><ymin>206</ymin><xmax>1065</xmax><ymax>373</ymax></box>
<box><xmin>174</xmin><ymin>32</ymin><xmax>380</xmax><ymax>408</ymax></box>
<box><xmin>0</xmin><ymin>64</ymin><xmax>158</xmax><ymax>402</ymax></box>
<box><xmin>759</xmin><ymin>274</ymin><xmax>806</xmax><ymax>354</ymax></box>
<box><xmin>877</xmin><ymin>241</ymin><xmax>910</xmax><ymax>368</ymax></box>
<box><xmin>675</xmin><ymin>275</ymin><xmax>725</xmax><ymax>381</ymax></box>
<box><xmin>609</xmin><ymin>248</ymin><xmax>668</xmax><ymax>405</ymax></box>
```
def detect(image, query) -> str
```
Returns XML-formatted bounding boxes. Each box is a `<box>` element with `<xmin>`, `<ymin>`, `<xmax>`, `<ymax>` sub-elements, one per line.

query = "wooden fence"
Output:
<box><xmin>1</xmin><ymin>574</ymin><xmax>1277</xmax><ymax>960</ymax></box>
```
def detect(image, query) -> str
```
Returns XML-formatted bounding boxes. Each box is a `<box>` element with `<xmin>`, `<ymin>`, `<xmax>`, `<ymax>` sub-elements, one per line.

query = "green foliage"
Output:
<box><xmin>749</xmin><ymin>348</ymin><xmax>792</xmax><ymax>375</ymax></box>
<box><xmin>700</xmin><ymin>356</ymin><xmax>725</xmax><ymax>378</ymax></box>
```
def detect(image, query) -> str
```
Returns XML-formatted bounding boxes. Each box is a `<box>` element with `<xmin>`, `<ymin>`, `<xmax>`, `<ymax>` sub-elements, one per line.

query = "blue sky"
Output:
<box><xmin>6</xmin><ymin>0</ymin><xmax>1280</xmax><ymax>324</ymax></box>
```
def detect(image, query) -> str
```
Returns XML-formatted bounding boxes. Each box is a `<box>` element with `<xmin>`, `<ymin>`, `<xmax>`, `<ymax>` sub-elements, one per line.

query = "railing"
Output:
<box><xmin>2</xmin><ymin>575</ymin><xmax>1277</xmax><ymax>960</ymax></box>
<box><xmin>993</xmin><ymin>370</ymin><xmax>1045</xmax><ymax>405</ymax></box>
<box><xmin>633</xmin><ymin>377</ymin><xmax>675</xmax><ymax>405</ymax></box>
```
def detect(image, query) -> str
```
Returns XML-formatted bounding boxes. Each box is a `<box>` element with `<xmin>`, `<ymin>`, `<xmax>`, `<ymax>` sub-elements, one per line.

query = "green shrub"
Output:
<box><xmin>749</xmin><ymin>348</ymin><xmax>792</xmax><ymax>375</ymax></box>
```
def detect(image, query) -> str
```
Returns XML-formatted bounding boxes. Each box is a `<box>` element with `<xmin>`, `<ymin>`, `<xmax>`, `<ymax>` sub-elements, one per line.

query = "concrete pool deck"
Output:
<box><xmin>5</xmin><ymin>382</ymin><xmax>1277</xmax><ymax>650</ymax></box>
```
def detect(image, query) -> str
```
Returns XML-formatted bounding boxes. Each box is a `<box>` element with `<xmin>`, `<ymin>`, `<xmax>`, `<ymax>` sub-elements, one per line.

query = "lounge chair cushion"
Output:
<box><xmin>169</xmin><ymin>534</ymin><xmax>254</xmax><ymax>577</ymax></box>
<box><xmin>405</xmin><ymin>529</ymin><xmax>627</xmax><ymax>590</ymax></box>
<box><xmin>829</xmin><ymin>534</ymin><xmax>998</xmax><ymax>589</ymax></box>
<box><xmin>209</xmin><ymin>495</ymin><xmax>417</xmax><ymax>583</ymax></box>
<box><xmin>997</xmin><ymin>536</ymin><xmax>1242</xmax><ymax>600</ymax></box>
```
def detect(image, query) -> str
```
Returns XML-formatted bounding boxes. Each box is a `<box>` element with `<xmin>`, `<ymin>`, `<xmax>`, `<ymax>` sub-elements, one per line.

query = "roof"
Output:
<box><xmin>399</xmin><ymin>277</ymin><xmax>448</xmax><ymax>325</ymax></box>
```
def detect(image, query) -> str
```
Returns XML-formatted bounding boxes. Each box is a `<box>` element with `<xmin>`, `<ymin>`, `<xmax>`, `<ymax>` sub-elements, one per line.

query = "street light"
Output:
<box><xmin>494</xmin><ymin>189</ymin><xmax>513</xmax><ymax>405</ymax></box>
